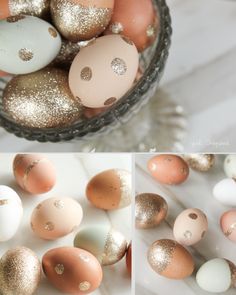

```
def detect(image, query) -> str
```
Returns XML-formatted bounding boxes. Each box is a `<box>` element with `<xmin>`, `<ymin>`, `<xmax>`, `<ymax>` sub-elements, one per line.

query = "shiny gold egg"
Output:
<box><xmin>183</xmin><ymin>154</ymin><xmax>215</xmax><ymax>172</ymax></box>
<box><xmin>3</xmin><ymin>67</ymin><xmax>83</xmax><ymax>128</ymax></box>
<box><xmin>135</xmin><ymin>193</ymin><xmax>168</xmax><ymax>229</ymax></box>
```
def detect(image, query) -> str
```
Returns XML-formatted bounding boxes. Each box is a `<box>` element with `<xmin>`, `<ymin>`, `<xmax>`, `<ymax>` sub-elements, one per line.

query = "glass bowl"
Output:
<box><xmin>0</xmin><ymin>0</ymin><xmax>172</xmax><ymax>143</ymax></box>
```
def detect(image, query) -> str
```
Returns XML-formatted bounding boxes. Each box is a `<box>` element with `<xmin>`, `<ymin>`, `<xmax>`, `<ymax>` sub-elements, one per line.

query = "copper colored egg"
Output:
<box><xmin>126</xmin><ymin>243</ymin><xmax>131</xmax><ymax>276</ymax></box>
<box><xmin>183</xmin><ymin>154</ymin><xmax>215</xmax><ymax>172</ymax></box>
<box><xmin>86</xmin><ymin>169</ymin><xmax>131</xmax><ymax>210</ymax></box>
<box><xmin>135</xmin><ymin>193</ymin><xmax>168</xmax><ymax>229</ymax></box>
<box><xmin>13</xmin><ymin>154</ymin><xmax>56</xmax><ymax>194</ymax></box>
<box><xmin>220</xmin><ymin>209</ymin><xmax>236</xmax><ymax>242</ymax></box>
<box><xmin>148</xmin><ymin>155</ymin><xmax>189</xmax><ymax>185</ymax></box>
<box><xmin>105</xmin><ymin>0</ymin><xmax>159</xmax><ymax>52</ymax></box>
<box><xmin>42</xmin><ymin>247</ymin><xmax>103</xmax><ymax>294</ymax></box>
<box><xmin>147</xmin><ymin>239</ymin><xmax>195</xmax><ymax>279</ymax></box>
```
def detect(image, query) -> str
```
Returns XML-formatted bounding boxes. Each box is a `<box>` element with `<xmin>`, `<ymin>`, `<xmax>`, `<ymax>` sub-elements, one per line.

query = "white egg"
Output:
<box><xmin>196</xmin><ymin>258</ymin><xmax>235</xmax><ymax>293</ymax></box>
<box><xmin>224</xmin><ymin>155</ymin><xmax>236</xmax><ymax>179</ymax></box>
<box><xmin>0</xmin><ymin>185</ymin><xmax>23</xmax><ymax>241</ymax></box>
<box><xmin>213</xmin><ymin>178</ymin><xmax>236</xmax><ymax>206</ymax></box>
<box><xmin>0</xmin><ymin>15</ymin><xmax>61</xmax><ymax>74</ymax></box>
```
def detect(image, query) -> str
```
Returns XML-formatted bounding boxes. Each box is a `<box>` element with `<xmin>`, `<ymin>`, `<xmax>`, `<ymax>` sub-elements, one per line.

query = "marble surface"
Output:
<box><xmin>0</xmin><ymin>153</ymin><xmax>132</xmax><ymax>295</ymax></box>
<box><xmin>135</xmin><ymin>154</ymin><xmax>236</xmax><ymax>295</ymax></box>
<box><xmin>0</xmin><ymin>0</ymin><xmax>236</xmax><ymax>152</ymax></box>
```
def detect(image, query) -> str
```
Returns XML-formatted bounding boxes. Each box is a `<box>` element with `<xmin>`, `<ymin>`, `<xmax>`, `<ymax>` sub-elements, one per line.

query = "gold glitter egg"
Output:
<box><xmin>50</xmin><ymin>0</ymin><xmax>115</xmax><ymax>42</ymax></box>
<box><xmin>0</xmin><ymin>247</ymin><xmax>41</xmax><ymax>295</ymax></box>
<box><xmin>74</xmin><ymin>225</ymin><xmax>127</xmax><ymax>266</ymax></box>
<box><xmin>135</xmin><ymin>193</ymin><xmax>168</xmax><ymax>229</ymax></box>
<box><xmin>147</xmin><ymin>239</ymin><xmax>195</xmax><ymax>279</ymax></box>
<box><xmin>3</xmin><ymin>67</ymin><xmax>83</xmax><ymax>128</ymax></box>
<box><xmin>183</xmin><ymin>154</ymin><xmax>215</xmax><ymax>172</ymax></box>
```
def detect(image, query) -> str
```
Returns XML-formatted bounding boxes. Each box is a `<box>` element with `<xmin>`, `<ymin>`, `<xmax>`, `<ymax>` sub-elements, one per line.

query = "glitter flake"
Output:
<box><xmin>111</xmin><ymin>58</ymin><xmax>127</xmax><ymax>75</ymax></box>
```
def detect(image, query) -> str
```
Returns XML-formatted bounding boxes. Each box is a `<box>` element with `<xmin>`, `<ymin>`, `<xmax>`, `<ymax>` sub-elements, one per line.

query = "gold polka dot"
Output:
<box><xmin>110</xmin><ymin>22</ymin><xmax>123</xmax><ymax>34</ymax></box>
<box><xmin>104</xmin><ymin>97</ymin><xmax>117</xmax><ymax>106</ymax></box>
<box><xmin>184</xmin><ymin>230</ymin><xmax>192</xmax><ymax>239</ymax></box>
<box><xmin>146</xmin><ymin>24</ymin><xmax>156</xmax><ymax>38</ymax></box>
<box><xmin>111</xmin><ymin>58</ymin><xmax>127</xmax><ymax>75</ymax></box>
<box><xmin>55</xmin><ymin>264</ymin><xmax>64</xmax><ymax>275</ymax></box>
<box><xmin>81</xmin><ymin>67</ymin><xmax>92</xmax><ymax>81</ymax></box>
<box><xmin>48</xmin><ymin>27</ymin><xmax>58</xmax><ymax>38</ymax></box>
<box><xmin>18</xmin><ymin>48</ymin><xmax>34</xmax><ymax>61</ymax></box>
<box><xmin>54</xmin><ymin>200</ymin><xmax>64</xmax><ymax>209</ymax></box>
<box><xmin>0</xmin><ymin>199</ymin><xmax>8</xmax><ymax>206</ymax></box>
<box><xmin>6</xmin><ymin>15</ymin><xmax>25</xmax><ymax>23</ymax></box>
<box><xmin>189</xmin><ymin>213</ymin><xmax>198</xmax><ymax>220</ymax></box>
<box><xmin>79</xmin><ymin>281</ymin><xmax>91</xmax><ymax>291</ymax></box>
<box><xmin>44</xmin><ymin>221</ymin><xmax>54</xmax><ymax>231</ymax></box>
<box><xmin>121</xmin><ymin>35</ymin><xmax>134</xmax><ymax>46</ymax></box>
<box><xmin>79</xmin><ymin>253</ymin><xmax>90</xmax><ymax>262</ymax></box>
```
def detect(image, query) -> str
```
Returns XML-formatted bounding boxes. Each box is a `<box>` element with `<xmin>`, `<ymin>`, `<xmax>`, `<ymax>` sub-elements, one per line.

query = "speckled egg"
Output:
<box><xmin>0</xmin><ymin>15</ymin><xmax>61</xmax><ymax>74</ymax></box>
<box><xmin>31</xmin><ymin>197</ymin><xmax>83</xmax><ymax>240</ymax></box>
<box><xmin>105</xmin><ymin>0</ymin><xmax>158</xmax><ymax>52</ymax></box>
<box><xmin>86</xmin><ymin>169</ymin><xmax>131</xmax><ymax>210</ymax></box>
<box><xmin>50</xmin><ymin>0</ymin><xmax>114</xmax><ymax>42</ymax></box>
<box><xmin>147</xmin><ymin>239</ymin><xmax>195</xmax><ymax>279</ymax></box>
<box><xmin>183</xmin><ymin>154</ymin><xmax>215</xmax><ymax>172</ymax></box>
<box><xmin>69</xmin><ymin>35</ymin><xmax>139</xmax><ymax>108</ymax></box>
<box><xmin>224</xmin><ymin>155</ymin><xmax>236</xmax><ymax>179</ymax></box>
<box><xmin>13</xmin><ymin>154</ymin><xmax>56</xmax><ymax>194</ymax></box>
<box><xmin>148</xmin><ymin>155</ymin><xmax>189</xmax><ymax>185</ymax></box>
<box><xmin>220</xmin><ymin>209</ymin><xmax>236</xmax><ymax>242</ymax></box>
<box><xmin>126</xmin><ymin>243</ymin><xmax>131</xmax><ymax>276</ymax></box>
<box><xmin>173</xmin><ymin>208</ymin><xmax>208</xmax><ymax>246</ymax></box>
<box><xmin>74</xmin><ymin>225</ymin><xmax>127</xmax><ymax>265</ymax></box>
<box><xmin>42</xmin><ymin>247</ymin><xmax>103</xmax><ymax>294</ymax></box>
<box><xmin>213</xmin><ymin>178</ymin><xmax>236</xmax><ymax>206</ymax></box>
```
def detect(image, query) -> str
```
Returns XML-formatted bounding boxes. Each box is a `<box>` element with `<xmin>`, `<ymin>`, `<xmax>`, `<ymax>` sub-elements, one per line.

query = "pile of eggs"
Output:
<box><xmin>0</xmin><ymin>0</ymin><xmax>159</xmax><ymax>128</ymax></box>
<box><xmin>0</xmin><ymin>153</ymin><xmax>132</xmax><ymax>294</ymax></box>
<box><xmin>136</xmin><ymin>154</ymin><xmax>236</xmax><ymax>293</ymax></box>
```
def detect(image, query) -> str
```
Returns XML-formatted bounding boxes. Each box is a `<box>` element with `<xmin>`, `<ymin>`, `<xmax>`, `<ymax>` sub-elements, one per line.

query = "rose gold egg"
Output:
<box><xmin>13</xmin><ymin>154</ymin><xmax>56</xmax><ymax>194</ymax></box>
<box><xmin>42</xmin><ymin>247</ymin><xmax>103</xmax><ymax>294</ymax></box>
<box><xmin>31</xmin><ymin>197</ymin><xmax>83</xmax><ymax>240</ymax></box>
<box><xmin>148</xmin><ymin>155</ymin><xmax>189</xmax><ymax>185</ymax></box>
<box><xmin>86</xmin><ymin>169</ymin><xmax>131</xmax><ymax>210</ymax></box>
<box><xmin>220</xmin><ymin>209</ymin><xmax>236</xmax><ymax>242</ymax></box>
<box><xmin>126</xmin><ymin>243</ymin><xmax>131</xmax><ymax>276</ymax></box>
<box><xmin>69</xmin><ymin>35</ymin><xmax>139</xmax><ymax>108</ymax></box>
<box><xmin>173</xmin><ymin>208</ymin><xmax>208</xmax><ymax>246</ymax></box>
<box><xmin>147</xmin><ymin>239</ymin><xmax>195</xmax><ymax>279</ymax></box>
<box><xmin>105</xmin><ymin>0</ymin><xmax>159</xmax><ymax>52</ymax></box>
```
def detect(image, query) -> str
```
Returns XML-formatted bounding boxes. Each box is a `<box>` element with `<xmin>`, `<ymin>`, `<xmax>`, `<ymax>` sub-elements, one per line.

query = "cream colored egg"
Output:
<box><xmin>213</xmin><ymin>178</ymin><xmax>236</xmax><ymax>206</ymax></box>
<box><xmin>224</xmin><ymin>155</ymin><xmax>236</xmax><ymax>179</ymax></box>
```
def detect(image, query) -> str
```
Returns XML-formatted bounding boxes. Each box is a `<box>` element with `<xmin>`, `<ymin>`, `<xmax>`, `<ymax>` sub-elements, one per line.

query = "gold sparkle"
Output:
<box><xmin>6</xmin><ymin>15</ymin><xmax>25</xmax><ymax>22</ymax></box>
<box><xmin>0</xmin><ymin>199</ymin><xmax>9</xmax><ymax>206</ymax></box>
<box><xmin>81</xmin><ymin>67</ymin><xmax>92</xmax><ymax>81</ymax></box>
<box><xmin>104</xmin><ymin>97</ymin><xmax>117</xmax><ymax>106</ymax></box>
<box><xmin>111</xmin><ymin>58</ymin><xmax>127</xmax><ymax>75</ymax></box>
<box><xmin>54</xmin><ymin>264</ymin><xmax>64</xmax><ymax>275</ymax></box>
<box><xmin>18</xmin><ymin>48</ymin><xmax>34</xmax><ymax>62</ymax></box>
<box><xmin>48</xmin><ymin>27</ymin><xmax>58</xmax><ymax>38</ymax></box>
<box><xmin>184</xmin><ymin>230</ymin><xmax>192</xmax><ymax>239</ymax></box>
<box><xmin>116</xmin><ymin>170</ymin><xmax>131</xmax><ymax>209</ymax></box>
<box><xmin>54</xmin><ymin>199</ymin><xmax>64</xmax><ymax>209</ymax></box>
<box><xmin>147</xmin><ymin>24</ymin><xmax>156</xmax><ymax>38</ymax></box>
<box><xmin>79</xmin><ymin>281</ymin><xmax>91</xmax><ymax>291</ymax></box>
<box><xmin>44</xmin><ymin>222</ymin><xmax>54</xmax><ymax>231</ymax></box>
<box><xmin>8</xmin><ymin>0</ymin><xmax>50</xmax><ymax>18</ymax></box>
<box><xmin>110</xmin><ymin>22</ymin><xmax>123</xmax><ymax>34</ymax></box>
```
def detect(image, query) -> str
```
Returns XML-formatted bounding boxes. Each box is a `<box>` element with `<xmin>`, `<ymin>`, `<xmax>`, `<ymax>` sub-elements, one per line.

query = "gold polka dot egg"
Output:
<box><xmin>0</xmin><ymin>15</ymin><xmax>61</xmax><ymax>74</ymax></box>
<box><xmin>69</xmin><ymin>35</ymin><xmax>139</xmax><ymax>108</ymax></box>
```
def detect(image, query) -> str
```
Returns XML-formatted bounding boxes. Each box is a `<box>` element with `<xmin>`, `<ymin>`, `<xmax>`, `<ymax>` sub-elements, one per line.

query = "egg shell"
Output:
<box><xmin>74</xmin><ymin>225</ymin><xmax>127</xmax><ymax>265</ymax></box>
<box><xmin>220</xmin><ymin>209</ymin><xmax>236</xmax><ymax>242</ymax></box>
<box><xmin>69</xmin><ymin>35</ymin><xmax>139</xmax><ymax>108</ymax></box>
<box><xmin>196</xmin><ymin>258</ymin><xmax>236</xmax><ymax>293</ymax></box>
<box><xmin>86</xmin><ymin>169</ymin><xmax>131</xmax><ymax>210</ymax></box>
<box><xmin>42</xmin><ymin>247</ymin><xmax>103</xmax><ymax>294</ymax></box>
<box><xmin>31</xmin><ymin>197</ymin><xmax>83</xmax><ymax>240</ymax></box>
<box><xmin>183</xmin><ymin>154</ymin><xmax>215</xmax><ymax>172</ymax></box>
<box><xmin>224</xmin><ymin>155</ymin><xmax>236</xmax><ymax>178</ymax></box>
<box><xmin>0</xmin><ymin>185</ymin><xmax>23</xmax><ymax>241</ymax></box>
<box><xmin>126</xmin><ymin>243</ymin><xmax>131</xmax><ymax>276</ymax></box>
<box><xmin>148</xmin><ymin>155</ymin><xmax>189</xmax><ymax>185</ymax></box>
<box><xmin>213</xmin><ymin>178</ymin><xmax>236</xmax><ymax>206</ymax></box>
<box><xmin>0</xmin><ymin>15</ymin><xmax>61</xmax><ymax>74</ymax></box>
<box><xmin>173</xmin><ymin>208</ymin><xmax>208</xmax><ymax>246</ymax></box>
<box><xmin>105</xmin><ymin>0</ymin><xmax>158</xmax><ymax>52</ymax></box>
<box><xmin>13</xmin><ymin>154</ymin><xmax>56</xmax><ymax>194</ymax></box>
<box><xmin>147</xmin><ymin>239</ymin><xmax>195</xmax><ymax>279</ymax></box>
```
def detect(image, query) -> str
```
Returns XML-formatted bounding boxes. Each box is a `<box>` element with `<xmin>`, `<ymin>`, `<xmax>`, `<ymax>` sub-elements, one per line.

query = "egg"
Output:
<box><xmin>147</xmin><ymin>239</ymin><xmax>195</xmax><ymax>279</ymax></box>
<box><xmin>3</xmin><ymin>67</ymin><xmax>83</xmax><ymax>128</ymax></box>
<box><xmin>213</xmin><ymin>178</ymin><xmax>236</xmax><ymax>206</ymax></box>
<box><xmin>0</xmin><ymin>185</ymin><xmax>23</xmax><ymax>241</ymax></box>
<box><xmin>148</xmin><ymin>155</ymin><xmax>189</xmax><ymax>185</ymax></box>
<box><xmin>31</xmin><ymin>197</ymin><xmax>83</xmax><ymax>240</ymax></box>
<box><xmin>126</xmin><ymin>243</ymin><xmax>131</xmax><ymax>276</ymax></box>
<box><xmin>86</xmin><ymin>169</ymin><xmax>131</xmax><ymax>210</ymax></box>
<box><xmin>196</xmin><ymin>258</ymin><xmax>236</xmax><ymax>293</ymax></box>
<box><xmin>183</xmin><ymin>154</ymin><xmax>215</xmax><ymax>172</ymax></box>
<box><xmin>50</xmin><ymin>0</ymin><xmax>114</xmax><ymax>42</ymax></box>
<box><xmin>220</xmin><ymin>209</ymin><xmax>236</xmax><ymax>242</ymax></box>
<box><xmin>42</xmin><ymin>247</ymin><xmax>103</xmax><ymax>294</ymax></box>
<box><xmin>135</xmin><ymin>193</ymin><xmax>168</xmax><ymax>229</ymax></box>
<box><xmin>0</xmin><ymin>70</ymin><xmax>8</xmax><ymax>77</ymax></box>
<box><xmin>0</xmin><ymin>247</ymin><xmax>41</xmax><ymax>295</ymax></box>
<box><xmin>74</xmin><ymin>225</ymin><xmax>127</xmax><ymax>265</ymax></box>
<box><xmin>173</xmin><ymin>208</ymin><xmax>208</xmax><ymax>246</ymax></box>
<box><xmin>0</xmin><ymin>0</ymin><xmax>50</xmax><ymax>19</ymax></box>
<box><xmin>224</xmin><ymin>155</ymin><xmax>236</xmax><ymax>178</ymax></box>
<box><xmin>13</xmin><ymin>154</ymin><xmax>56</xmax><ymax>194</ymax></box>
<box><xmin>105</xmin><ymin>0</ymin><xmax>159</xmax><ymax>52</ymax></box>
<box><xmin>69</xmin><ymin>35</ymin><xmax>139</xmax><ymax>108</ymax></box>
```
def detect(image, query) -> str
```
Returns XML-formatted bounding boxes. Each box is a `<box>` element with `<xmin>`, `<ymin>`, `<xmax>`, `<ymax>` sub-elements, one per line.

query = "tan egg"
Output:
<box><xmin>173</xmin><ymin>208</ymin><xmax>208</xmax><ymax>246</ymax></box>
<box><xmin>42</xmin><ymin>247</ymin><xmax>103</xmax><ymax>294</ymax></box>
<box><xmin>69</xmin><ymin>35</ymin><xmax>139</xmax><ymax>108</ymax></box>
<box><xmin>31</xmin><ymin>197</ymin><xmax>83</xmax><ymax>240</ymax></box>
<box><xmin>183</xmin><ymin>154</ymin><xmax>215</xmax><ymax>172</ymax></box>
<box><xmin>147</xmin><ymin>239</ymin><xmax>195</xmax><ymax>279</ymax></box>
<box><xmin>13</xmin><ymin>154</ymin><xmax>56</xmax><ymax>194</ymax></box>
<box><xmin>86</xmin><ymin>169</ymin><xmax>131</xmax><ymax>210</ymax></box>
<box><xmin>135</xmin><ymin>193</ymin><xmax>168</xmax><ymax>229</ymax></box>
<box><xmin>147</xmin><ymin>154</ymin><xmax>189</xmax><ymax>185</ymax></box>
